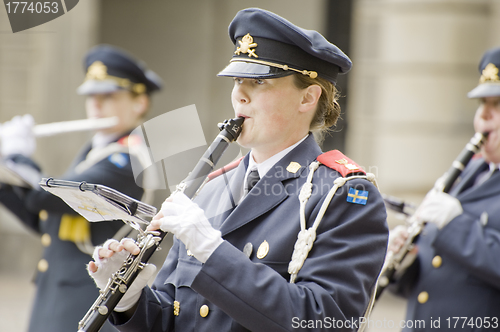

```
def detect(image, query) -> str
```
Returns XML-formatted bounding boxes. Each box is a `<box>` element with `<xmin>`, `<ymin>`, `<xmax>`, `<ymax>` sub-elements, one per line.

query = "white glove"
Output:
<box><xmin>388</xmin><ymin>225</ymin><xmax>409</xmax><ymax>254</ymax></box>
<box><xmin>416</xmin><ymin>190</ymin><xmax>463</xmax><ymax>229</ymax></box>
<box><xmin>88</xmin><ymin>239</ymin><xmax>157</xmax><ymax>312</ymax></box>
<box><xmin>0</xmin><ymin>114</ymin><xmax>36</xmax><ymax>157</ymax></box>
<box><xmin>432</xmin><ymin>174</ymin><xmax>447</xmax><ymax>191</ymax></box>
<box><xmin>158</xmin><ymin>192</ymin><xmax>223</xmax><ymax>263</ymax></box>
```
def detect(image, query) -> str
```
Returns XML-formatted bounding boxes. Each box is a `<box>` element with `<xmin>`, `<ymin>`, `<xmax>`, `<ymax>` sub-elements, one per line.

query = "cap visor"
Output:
<box><xmin>217</xmin><ymin>61</ymin><xmax>293</xmax><ymax>79</ymax></box>
<box><xmin>76</xmin><ymin>80</ymin><xmax>123</xmax><ymax>95</ymax></box>
<box><xmin>467</xmin><ymin>83</ymin><xmax>500</xmax><ymax>98</ymax></box>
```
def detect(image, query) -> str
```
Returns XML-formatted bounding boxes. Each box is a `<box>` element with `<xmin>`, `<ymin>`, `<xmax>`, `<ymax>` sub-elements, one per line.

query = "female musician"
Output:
<box><xmin>0</xmin><ymin>45</ymin><xmax>162</xmax><ymax>332</ymax></box>
<box><xmin>388</xmin><ymin>47</ymin><xmax>500</xmax><ymax>331</ymax></box>
<box><xmin>89</xmin><ymin>8</ymin><xmax>388</xmax><ymax>332</ymax></box>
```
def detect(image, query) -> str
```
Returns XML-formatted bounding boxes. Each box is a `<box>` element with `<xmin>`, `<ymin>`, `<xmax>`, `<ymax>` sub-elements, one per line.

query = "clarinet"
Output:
<box><xmin>375</xmin><ymin>131</ymin><xmax>489</xmax><ymax>300</ymax></box>
<box><xmin>77</xmin><ymin>117</ymin><xmax>244</xmax><ymax>332</ymax></box>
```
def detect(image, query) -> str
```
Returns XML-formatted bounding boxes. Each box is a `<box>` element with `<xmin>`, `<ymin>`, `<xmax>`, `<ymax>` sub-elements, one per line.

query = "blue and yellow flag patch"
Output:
<box><xmin>108</xmin><ymin>153</ymin><xmax>129</xmax><ymax>168</ymax></box>
<box><xmin>347</xmin><ymin>187</ymin><xmax>369</xmax><ymax>205</ymax></box>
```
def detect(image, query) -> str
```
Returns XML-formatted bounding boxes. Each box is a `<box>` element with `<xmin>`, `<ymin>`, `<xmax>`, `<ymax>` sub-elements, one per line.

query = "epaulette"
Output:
<box><xmin>317</xmin><ymin>150</ymin><xmax>365</xmax><ymax>177</ymax></box>
<box><xmin>118</xmin><ymin>135</ymin><xmax>142</xmax><ymax>147</ymax></box>
<box><xmin>207</xmin><ymin>156</ymin><xmax>244</xmax><ymax>182</ymax></box>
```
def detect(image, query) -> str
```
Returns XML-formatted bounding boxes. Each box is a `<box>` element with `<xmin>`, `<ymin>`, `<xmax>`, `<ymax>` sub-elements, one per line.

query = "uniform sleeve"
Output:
<box><xmin>432</xmin><ymin>210</ymin><xmax>500</xmax><ymax>288</ymax></box>
<box><xmin>0</xmin><ymin>185</ymin><xmax>39</xmax><ymax>232</ymax></box>
<box><xmin>0</xmin><ymin>154</ymin><xmax>42</xmax><ymax>232</ymax></box>
<box><xmin>386</xmin><ymin>254</ymin><xmax>421</xmax><ymax>298</ymax></box>
<box><xmin>110</xmin><ymin>239</ymin><xmax>182</xmax><ymax>332</ymax></box>
<box><xmin>191</xmin><ymin>178</ymin><xmax>388</xmax><ymax>331</ymax></box>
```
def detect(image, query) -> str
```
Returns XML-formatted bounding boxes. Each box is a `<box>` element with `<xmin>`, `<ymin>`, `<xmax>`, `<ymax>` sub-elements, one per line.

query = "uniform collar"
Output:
<box><xmin>246</xmin><ymin>134</ymin><xmax>309</xmax><ymax>179</ymax></box>
<box><xmin>488</xmin><ymin>162</ymin><xmax>500</xmax><ymax>172</ymax></box>
<box><xmin>91</xmin><ymin>132</ymin><xmax>121</xmax><ymax>149</ymax></box>
<box><xmin>221</xmin><ymin>134</ymin><xmax>321</xmax><ymax>236</ymax></box>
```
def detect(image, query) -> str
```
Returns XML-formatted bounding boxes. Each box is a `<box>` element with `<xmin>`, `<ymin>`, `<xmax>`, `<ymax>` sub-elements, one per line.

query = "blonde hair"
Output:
<box><xmin>292</xmin><ymin>74</ymin><xmax>341</xmax><ymax>143</ymax></box>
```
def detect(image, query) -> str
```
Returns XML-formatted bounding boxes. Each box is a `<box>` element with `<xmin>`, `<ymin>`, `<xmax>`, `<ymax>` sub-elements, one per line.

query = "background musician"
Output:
<box><xmin>388</xmin><ymin>47</ymin><xmax>500</xmax><ymax>331</ymax></box>
<box><xmin>87</xmin><ymin>8</ymin><xmax>388</xmax><ymax>332</ymax></box>
<box><xmin>0</xmin><ymin>45</ymin><xmax>162</xmax><ymax>332</ymax></box>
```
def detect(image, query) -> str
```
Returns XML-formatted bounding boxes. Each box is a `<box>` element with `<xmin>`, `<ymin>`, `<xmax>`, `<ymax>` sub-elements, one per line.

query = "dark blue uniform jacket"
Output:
<box><xmin>0</xmin><ymin>134</ymin><xmax>143</xmax><ymax>332</ymax></box>
<box><xmin>394</xmin><ymin>158</ymin><xmax>500</xmax><ymax>331</ymax></box>
<box><xmin>112</xmin><ymin>135</ymin><xmax>388</xmax><ymax>332</ymax></box>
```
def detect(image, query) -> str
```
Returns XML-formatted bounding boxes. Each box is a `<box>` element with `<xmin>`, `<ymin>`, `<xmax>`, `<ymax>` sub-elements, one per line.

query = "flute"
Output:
<box><xmin>33</xmin><ymin>117</ymin><xmax>119</xmax><ymax>137</ymax></box>
<box><xmin>77</xmin><ymin>117</ymin><xmax>244</xmax><ymax>332</ymax></box>
<box><xmin>375</xmin><ymin>131</ymin><xmax>489</xmax><ymax>300</ymax></box>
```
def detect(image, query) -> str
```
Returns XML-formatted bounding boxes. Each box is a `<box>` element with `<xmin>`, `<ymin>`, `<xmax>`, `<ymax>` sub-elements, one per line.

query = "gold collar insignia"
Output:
<box><xmin>286</xmin><ymin>162</ymin><xmax>301</xmax><ymax>174</ymax></box>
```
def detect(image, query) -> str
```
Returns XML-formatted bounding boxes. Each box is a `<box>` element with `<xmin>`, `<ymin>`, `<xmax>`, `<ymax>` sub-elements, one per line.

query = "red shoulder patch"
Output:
<box><xmin>118</xmin><ymin>135</ymin><xmax>142</xmax><ymax>147</ymax></box>
<box><xmin>317</xmin><ymin>150</ymin><xmax>365</xmax><ymax>177</ymax></box>
<box><xmin>207</xmin><ymin>156</ymin><xmax>244</xmax><ymax>182</ymax></box>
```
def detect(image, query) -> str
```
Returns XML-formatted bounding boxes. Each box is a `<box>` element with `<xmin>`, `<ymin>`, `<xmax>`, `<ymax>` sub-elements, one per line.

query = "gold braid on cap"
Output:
<box><xmin>85</xmin><ymin>61</ymin><xmax>146</xmax><ymax>94</ymax></box>
<box><xmin>230</xmin><ymin>58</ymin><xmax>318</xmax><ymax>79</ymax></box>
<box><xmin>479</xmin><ymin>63</ymin><xmax>500</xmax><ymax>84</ymax></box>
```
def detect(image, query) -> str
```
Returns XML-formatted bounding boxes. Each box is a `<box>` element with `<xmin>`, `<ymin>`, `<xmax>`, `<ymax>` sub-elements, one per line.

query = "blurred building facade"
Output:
<box><xmin>1</xmin><ymin>0</ymin><xmax>500</xmax><ymax>330</ymax></box>
<box><xmin>347</xmin><ymin>0</ymin><xmax>500</xmax><ymax>203</ymax></box>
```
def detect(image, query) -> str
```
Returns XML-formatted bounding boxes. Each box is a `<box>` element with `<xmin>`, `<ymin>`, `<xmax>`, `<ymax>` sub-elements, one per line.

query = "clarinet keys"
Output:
<box><xmin>119</xmin><ymin>284</ymin><xmax>128</xmax><ymax>293</ymax></box>
<box><xmin>97</xmin><ymin>305</ymin><xmax>108</xmax><ymax>315</ymax></box>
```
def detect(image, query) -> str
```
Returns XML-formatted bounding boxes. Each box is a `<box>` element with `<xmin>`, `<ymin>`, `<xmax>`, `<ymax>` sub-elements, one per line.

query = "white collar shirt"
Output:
<box><xmin>241</xmin><ymin>134</ymin><xmax>309</xmax><ymax>201</ymax></box>
<box><xmin>473</xmin><ymin>162</ymin><xmax>500</xmax><ymax>188</ymax></box>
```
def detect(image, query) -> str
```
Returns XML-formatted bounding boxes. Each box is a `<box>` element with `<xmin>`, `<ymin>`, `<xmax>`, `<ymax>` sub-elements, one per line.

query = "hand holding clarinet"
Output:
<box><xmin>88</xmin><ymin>191</ymin><xmax>223</xmax><ymax>310</ymax></box>
<box><xmin>377</xmin><ymin>131</ymin><xmax>489</xmax><ymax>299</ymax></box>
<box><xmin>80</xmin><ymin>117</ymin><xmax>243</xmax><ymax>332</ymax></box>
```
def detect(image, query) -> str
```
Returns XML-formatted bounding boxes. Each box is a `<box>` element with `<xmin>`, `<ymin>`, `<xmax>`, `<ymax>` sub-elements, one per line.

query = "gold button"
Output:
<box><xmin>418</xmin><ymin>291</ymin><xmax>429</xmax><ymax>304</ymax></box>
<box><xmin>432</xmin><ymin>255</ymin><xmax>442</xmax><ymax>268</ymax></box>
<box><xmin>39</xmin><ymin>210</ymin><xmax>48</xmax><ymax>221</ymax></box>
<box><xmin>199</xmin><ymin>304</ymin><xmax>209</xmax><ymax>318</ymax></box>
<box><xmin>173</xmin><ymin>301</ymin><xmax>180</xmax><ymax>316</ymax></box>
<box><xmin>256</xmin><ymin>240</ymin><xmax>269</xmax><ymax>259</ymax></box>
<box><xmin>41</xmin><ymin>234</ymin><xmax>51</xmax><ymax>247</ymax></box>
<box><xmin>37</xmin><ymin>259</ymin><xmax>48</xmax><ymax>272</ymax></box>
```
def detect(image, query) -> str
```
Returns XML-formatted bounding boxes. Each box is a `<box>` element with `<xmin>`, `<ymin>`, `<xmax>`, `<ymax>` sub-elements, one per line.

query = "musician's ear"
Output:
<box><xmin>132</xmin><ymin>94</ymin><xmax>149</xmax><ymax>117</ymax></box>
<box><xmin>299</xmin><ymin>84</ymin><xmax>321</xmax><ymax>114</ymax></box>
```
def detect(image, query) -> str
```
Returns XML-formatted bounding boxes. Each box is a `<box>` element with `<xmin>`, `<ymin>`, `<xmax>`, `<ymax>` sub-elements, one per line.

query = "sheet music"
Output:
<box><xmin>40</xmin><ymin>179</ymin><xmax>156</xmax><ymax>225</ymax></box>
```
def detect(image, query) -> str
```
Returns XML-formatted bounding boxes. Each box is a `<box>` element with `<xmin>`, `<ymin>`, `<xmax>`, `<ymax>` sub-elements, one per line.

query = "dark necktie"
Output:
<box><xmin>246</xmin><ymin>168</ymin><xmax>260</xmax><ymax>193</ymax></box>
<box><xmin>478</xmin><ymin>163</ymin><xmax>499</xmax><ymax>186</ymax></box>
<box><xmin>459</xmin><ymin>161</ymin><xmax>491</xmax><ymax>193</ymax></box>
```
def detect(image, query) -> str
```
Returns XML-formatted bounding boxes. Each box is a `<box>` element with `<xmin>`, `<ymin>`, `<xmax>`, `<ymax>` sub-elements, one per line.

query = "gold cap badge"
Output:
<box><xmin>480</xmin><ymin>63</ymin><xmax>500</xmax><ymax>84</ymax></box>
<box><xmin>86</xmin><ymin>61</ymin><xmax>108</xmax><ymax>80</ymax></box>
<box><xmin>83</xmin><ymin>60</ymin><xmax>146</xmax><ymax>94</ymax></box>
<box><xmin>235</xmin><ymin>33</ymin><xmax>259</xmax><ymax>58</ymax></box>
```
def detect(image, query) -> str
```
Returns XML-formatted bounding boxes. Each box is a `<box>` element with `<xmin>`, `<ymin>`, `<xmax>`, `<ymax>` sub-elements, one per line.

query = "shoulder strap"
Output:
<box><xmin>317</xmin><ymin>150</ymin><xmax>365</xmax><ymax>177</ymax></box>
